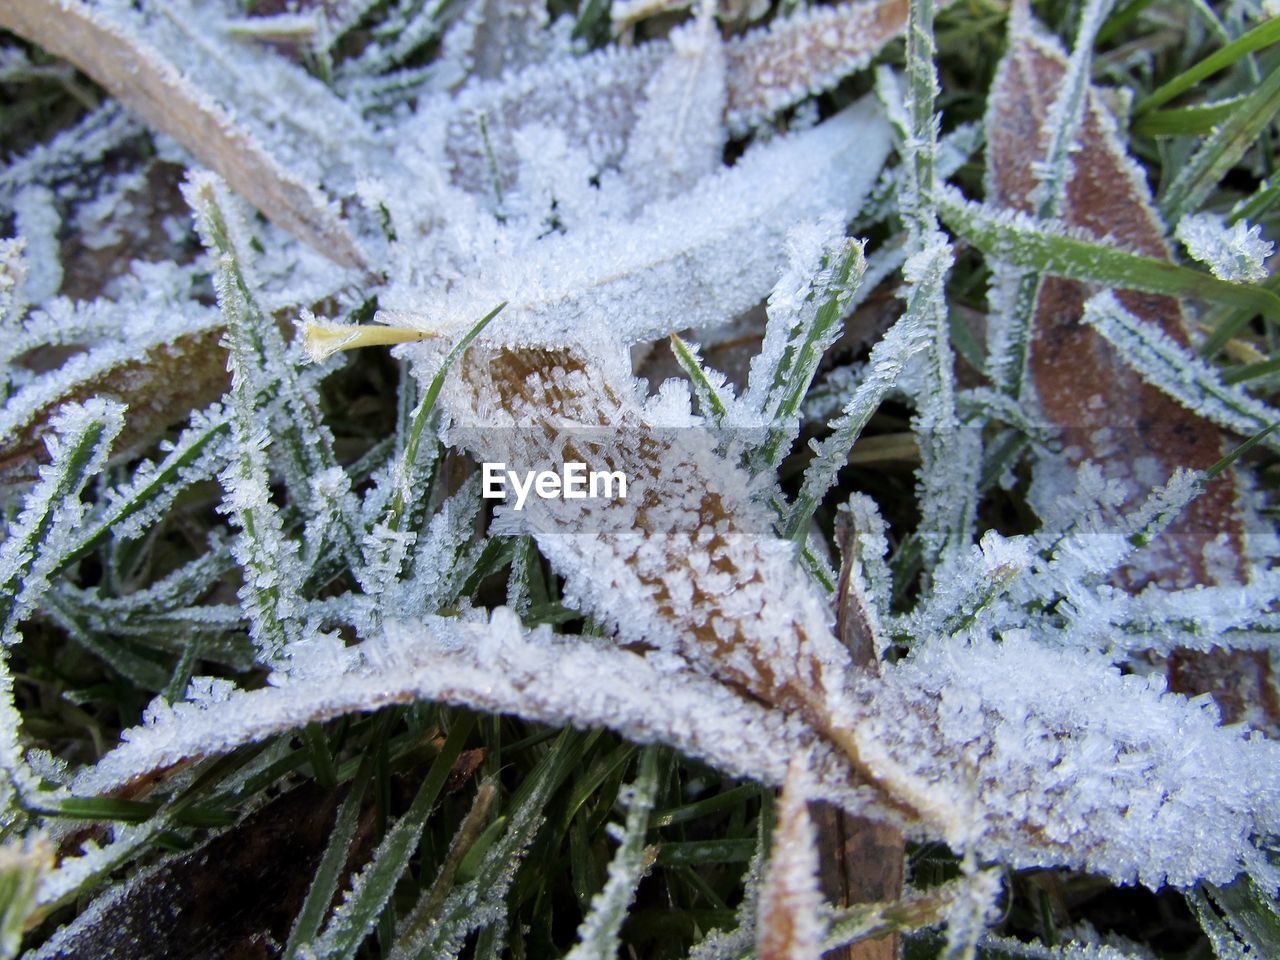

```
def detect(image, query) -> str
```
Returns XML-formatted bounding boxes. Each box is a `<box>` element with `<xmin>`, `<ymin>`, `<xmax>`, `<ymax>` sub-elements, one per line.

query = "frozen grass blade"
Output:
<box><xmin>188</xmin><ymin>174</ymin><xmax>363</xmax><ymax>576</ymax></box>
<box><xmin>988</xmin><ymin>0</ymin><xmax>1114</xmax><ymax>400</ymax></box>
<box><xmin>939</xmin><ymin>189</ymin><xmax>1280</xmax><ymax>323</ymax></box>
<box><xmin>1031</xmin><ymin>0</ymin><xmax>1115</xmax><ymax>219</ymax></box>
<box><xmin>668</xmin><ymin>334</ymin><xmax>730</xmax><ymax>423</ymax></box>
<box><xmin>306</xmin><ymin>713</ymin><xmax>476</xmax><ymax>960</ymax></box>
<box><xmin>0</xmin><ymin>398</ymin><xmax>124</xmax><ymax>642</ymax></box>
<box><xmin>1158</xmin><ymin>60</ymin><xmax>1280</xmax><ymax>224</ymax></box>
<box><xmin>379</xmin><ymin>302</ymin><xmax>506</xmax><ymax>538</ymax></box>
<box><xmin>563</xmin><ymin>747</ymin><xmax>659</xmax><ymax>960</ymax></box>
<box><xmin>201</xmin><ymin>220</ymin><xmax>305</xmax><ymax>663</ymax></box>
<box><xmin>1082</xmin><ymin>291</ymin><xmax>1280</xmax><ymax>455</ymax></box>
<box><xmin>56</xmin><ymin>404</ymin><xmax>231</xmax><ymax>571</ymax></box>
<box><xmin>752</xmin><ymin>238</ymin><xmax>866</xmax><ymax>473</ymax></box>
<box><xmin>783</xmin><ymin>307</ymin><xmax>932</xmax><ymax>542</ymax></box>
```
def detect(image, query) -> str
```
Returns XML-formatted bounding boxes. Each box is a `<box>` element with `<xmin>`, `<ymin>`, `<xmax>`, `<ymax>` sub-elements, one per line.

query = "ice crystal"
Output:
<box><xmin>1176</xmin><ymin>212</ymin><xmax>1274</xmax><ymax>284</ymax></box>
<box><xmin>3</xmin><ymin>0</ymin><xmax>1279</xmax><ymax>954</ymax></box>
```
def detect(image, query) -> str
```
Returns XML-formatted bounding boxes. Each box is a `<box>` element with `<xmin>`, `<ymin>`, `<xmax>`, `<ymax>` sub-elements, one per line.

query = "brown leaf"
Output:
<box><xmin>725</xmin><ymin>0</ymin><xmax>910</xmax><ymax>134</ymax></box>
<box><xmin>0</xmin><ymin>0</ymin><xmax>370</xmax><ymax>273</ymax></box>
<box><xmin>41</xmin><ymin>780</ymin><xmax>377</xmax><ymax>960</ymax></box>
<box><xmin>985</xmin><ymin>2</ymin><xmax>1244</xmax><ymax>591</ymax></box>
<box><xmin>0</xmin><ymin>323</ymin><xmax>229</xmax><ymax>485</ymax></box>
<box><xmin>445</xmin><ymin>0</ymin><xmax>908</xmax><ymax>197</ymax></box>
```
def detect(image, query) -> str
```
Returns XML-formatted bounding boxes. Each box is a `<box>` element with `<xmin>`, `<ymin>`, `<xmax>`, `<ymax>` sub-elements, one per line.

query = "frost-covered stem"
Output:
<box><xmin>389</xmin><ymin>779</ymin><xmax>497</xmax><ymax>960</ymax></box>
<box><xmin>903</xmin><ymin>0</ymin><xmax>940</xmax><ymax>238</ymax></box>
<box><xmin>996</xmin><ymin>0</ymin><xmax>1114</xmax><ymax>401</ymax></box>
<box><xmin>757</xmin><ymin>756</ymin><xmax>823</xmax><ymax>960</ymax></box>
<box><xmin>564</xmin><ymin>748</ymin><xmax>659</xmax><ymax>960</ymax></box>
<box><xmin>215</xmin><ymin>252</ymin><xmax>304</xmax><ymax>664</ymax></box>
<box><xmin>186</xmin><ymin>174</ymin><xmax>362</xmax><ymax>573</ymax></box>
<box><xmin>0</xmin><ymin>399</ymin><xmax>124</xmax><ymax>641</ymax></box>
<box><xmin>907</xmin><ymin>237</ymin><xmax>974</xmax><ymax>569</ymax></box>
<box><xmin>898</xmin><ymin>0</ymin><xmax>970</xmax><ymax>568</ymax></box>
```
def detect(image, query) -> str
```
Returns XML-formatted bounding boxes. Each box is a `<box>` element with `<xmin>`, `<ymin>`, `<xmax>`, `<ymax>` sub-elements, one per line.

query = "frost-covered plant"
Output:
<box><xmin>1</xmin><ymin>0</ymin><xmax>1279</xmax><ymax>957</ymax></box>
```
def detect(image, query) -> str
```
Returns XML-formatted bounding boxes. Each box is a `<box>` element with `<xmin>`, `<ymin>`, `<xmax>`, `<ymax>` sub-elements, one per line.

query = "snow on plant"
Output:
<box><xmin>0</xmin><ymin>0</ymin><xmax>1278</xmax><ymax>956</ymax></box>
<box><xmin>1176</xmin><ymin>211</ymin><xmax>1274</xmax><ymax>284</ymax></box>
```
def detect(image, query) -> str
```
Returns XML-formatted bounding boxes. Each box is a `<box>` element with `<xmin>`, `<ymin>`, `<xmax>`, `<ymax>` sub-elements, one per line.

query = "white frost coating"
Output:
<box><xmin>619</xmin><ymin>5</ymin><xmax>727</xmax><ymax>203</ymax></box>
<box><xmin>0</xmin><ymin>102</ymin><xmax>138</xmax><ymax>201</ymax></box>
<box><xmin>0</xmin><ymin>238</ymin><xmax>25</xmax><ymax>331</ymax></box>
<box><xmin>0</xmin><ymin>273</ymin><xmax>223</xmax><ymax>447</ymax></box>
<box><xmin>1082</xmin><ymin>291</ymin><xmax>1280</xmax><ymax>454</ymax></box>
<box><xmin>68</xmin><ymin>610</ymin><xmax>867</xmax><ymax>814</ymax></box>
<box><xmin>1176</xmin><ymin>212</ymin><xmax>1274</xmax><ymax>284</ymax></box>
<box><xmin>382</xmin><ymin>99</ymin><xmax>890</xmax><ymax>349</ymax></box>
<box><xmin>859</xmin><ymin>632</ymin><xmax>1280</xmax><ymax>888</ymax></box>
<box><xmin>11</xmin><ymin>186</ymin><xmax>63</xmax><ymax>304</ymax></box>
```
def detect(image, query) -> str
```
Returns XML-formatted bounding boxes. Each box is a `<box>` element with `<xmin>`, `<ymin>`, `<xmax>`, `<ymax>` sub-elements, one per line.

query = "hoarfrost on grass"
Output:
<box><xmin>1176</xmin><ymin>211</ymin><xmax>1274</xmax><ymax>284</ymax></box>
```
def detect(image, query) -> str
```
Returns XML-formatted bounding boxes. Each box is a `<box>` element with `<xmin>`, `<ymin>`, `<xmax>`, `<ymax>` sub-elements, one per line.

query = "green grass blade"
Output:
<box><xmin>757</xmin><ymin>240</ymin><xmax>867</xmax><ymax>472</ymax></box>
<box><xmin>1135</xmin><ymin>15</ymin><xmax>1280</xmax><ymax>114</ymax></box>
<box><xmin>308</xmin><ymin>712</ymin><xmax>476</xmax><ymax>960</ymax></box>
<box><xmin>282</xmin><ymin>742</ymin><xmax>377</xmax><ymax>960</ymax></box>
<box><xmin>1158</xmin><ymin>60</ymin><xmax>1280</xmax><ymax>223</ymax></box>
<box><xmin>1132</xmin><ymin>95</ymin><xmax>1246</xmax><ymax>136</ymax></box>
<box><xmin>938</xmin><ymin>189</ymin><xmax>1280</xmax><ymax>323</ymax></box>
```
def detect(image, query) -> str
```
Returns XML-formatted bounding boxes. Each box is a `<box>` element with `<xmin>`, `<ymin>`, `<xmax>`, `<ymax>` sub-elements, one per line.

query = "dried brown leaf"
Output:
<box><xmin>724</xmin><ymin>0</ymin><xmax>911</xmax><ymax>134</ymax></box>
<box><xmin>40</xmin><ymin>781</ymin><xmax>377</xmax><ymax>960</ymax></box>
<box><xmin>0</xmin><ymin>0</ymin><xmax>370</xmax><ymax>272</ymax></box>
<box><xmin>0</xmin><ymin>324</ymin><xmax>228</xmax><ymax>485</ymax></box>
<box><xmin>445</xmin><ymin>0</ymin><xmax>907</xmax><ymax>196</ymax></box>
<box><xmin>985</xmin><ymin>3</ymin><xmax>1244</xmax><ymax>590</ymax></box>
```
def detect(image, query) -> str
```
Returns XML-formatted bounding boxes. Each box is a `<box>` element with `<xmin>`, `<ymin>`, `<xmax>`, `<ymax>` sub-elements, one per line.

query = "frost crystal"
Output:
<box><xmin>1176</xmin><ymin>212</ymin><xmax>1274</xmax><ymax>284</ymax></box>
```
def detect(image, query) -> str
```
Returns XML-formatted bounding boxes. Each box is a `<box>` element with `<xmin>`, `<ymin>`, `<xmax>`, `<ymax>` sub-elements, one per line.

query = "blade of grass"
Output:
<box><xmin>1132</xmin><ymin>95</ymin><xmax>1245</xmax><ymax>137</ymax></box>
<box><xmin>307</xmin><ymin>712</ymin><xmax>477</xmax><ymax>960</ymax></box>
<box><xmin>1136</xmin><ymin>14</ymin><xmax>1280</xmax><ymax>114</ymax></box>
<box><xmin>938</xmin><ymin>189</ymin><xmax>1280</xmax><ymax>323</ymax></box>
<box><xmin>1158</xmin><ymin>60</ymin><xmax>1280</xmax><ymax>223</ymax></box>
<box><xmin>282</xmin><ymin>738</ymin><xmax>378</xmax><ymax>960</ymax></box>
